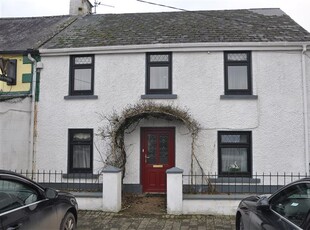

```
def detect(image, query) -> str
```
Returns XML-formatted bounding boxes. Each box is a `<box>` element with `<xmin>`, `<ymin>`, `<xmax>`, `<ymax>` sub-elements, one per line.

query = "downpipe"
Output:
<box><xmin>27</xmin><ymin>53</ymin><xmax>38</xmax><ymax>177</ymax></box>
<box><xmin>301</xmin><ymin>44</ymin><xmax>309</xmax><ymax>174</ymax></box>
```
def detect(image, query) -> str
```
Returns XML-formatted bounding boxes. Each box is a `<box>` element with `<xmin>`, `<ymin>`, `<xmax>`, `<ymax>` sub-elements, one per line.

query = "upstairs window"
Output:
<box><xmin>224</xmin><ymin>51</ymin><xmax>252</xmax><ymax>95</ymax></box>
<box><xmin>69</xmin><ymin>55</ymin><xmax>94</xmax><ymax>95</ymax></box>
<box><xmin>68</xmin><ymin>129</ymin><xmax>93</xmax><ymax>173</ymax></box>
<box><xmin>146</xmin><ymin>53</ymin><xmax>172</xmax><ymax>94</ymax></box>
<box><xmin>0</xmin><ymin>58</ymin><xmax>17</xmax><ymax>85</ymax></box>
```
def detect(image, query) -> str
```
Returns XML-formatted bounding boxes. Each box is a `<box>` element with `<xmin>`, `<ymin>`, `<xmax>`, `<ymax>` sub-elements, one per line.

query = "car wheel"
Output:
<box><xmin>239</xmin><ymin>216</ymin><xmax>245</xmax><ymax>230</ymax></box>
<box><xmin>61</xmin><ymin>212</ymin><xmax>76</xmax><ymax>230</ymax></box>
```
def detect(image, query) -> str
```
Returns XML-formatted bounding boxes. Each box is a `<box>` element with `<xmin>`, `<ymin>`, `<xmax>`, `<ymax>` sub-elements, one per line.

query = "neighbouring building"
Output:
<box><xmin>0</xmin><ymin>15</ymin><xmax>77</xmax><ymax>170</ymax></box>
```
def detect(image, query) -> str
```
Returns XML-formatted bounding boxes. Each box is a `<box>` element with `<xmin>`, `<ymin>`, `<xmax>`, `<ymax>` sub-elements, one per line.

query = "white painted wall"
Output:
<box><xmin>183</xmin><ymin>199</ymin><xmax>240</xmax><ymax>215</ymax></box>
<box><xmin>76</xmin><ymin>197</ymin><xmax>102</xmax><ymax>210</ymax></box>
<box><xmin>37</xmin><ymin>50</ymin><xmax>307</xmax><ymax>185</ymax></box>
<box><xmin>0</xmin><ymin>97</ymin><xmax>32</xmax><ymax>170</ymax></box>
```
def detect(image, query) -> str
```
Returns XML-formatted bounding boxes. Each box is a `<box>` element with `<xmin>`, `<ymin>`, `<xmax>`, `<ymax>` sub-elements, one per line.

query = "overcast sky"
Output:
<box><xmin>0</xmin><ymin>0</ymin><xmax>309</xmax><ymax>32</ymax></box>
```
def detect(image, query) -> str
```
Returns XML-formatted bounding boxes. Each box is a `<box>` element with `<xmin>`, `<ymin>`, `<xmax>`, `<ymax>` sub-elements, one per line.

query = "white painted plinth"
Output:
<box><xmin>102</xmin><ymin>166</ymin><xmax>122</xmax><ymax>212</ymax></box>
<box><xmin>166</xmin><ymin>167</ymin><xmax>183</xmax><ymax>214</ymax></box>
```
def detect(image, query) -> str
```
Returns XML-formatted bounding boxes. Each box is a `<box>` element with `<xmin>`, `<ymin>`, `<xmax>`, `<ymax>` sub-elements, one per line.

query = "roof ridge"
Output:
<box><xmin>0</xmin><ymin>15</ymin><xmax>73</xmax><ymax>20</ymax></box>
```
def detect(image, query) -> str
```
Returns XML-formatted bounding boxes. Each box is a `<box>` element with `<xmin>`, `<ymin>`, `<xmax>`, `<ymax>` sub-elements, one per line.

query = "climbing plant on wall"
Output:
<box><xmin>98</xmin><ymin>101</ymin><xmax>201</xmax><ymax>178</ymax></box>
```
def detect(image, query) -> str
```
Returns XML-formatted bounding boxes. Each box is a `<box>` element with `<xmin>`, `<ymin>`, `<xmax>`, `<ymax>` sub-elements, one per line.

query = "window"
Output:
<box><xmin>224</xmin><ymin>51</ymin><xmax>252</xmax><ymax>95</ymax></box>
<box><xmin>270</xmin><ymin>183</ymin><xmax>310</xmax><ymax>228</ymax></box>
<box><xmin>69</xmin><ymin>55</ymin><xmax>94</xmax><ymax>95</ymax></box>
<box><xmin>0</xmin><ymin>179</ymin><xmax>39</xmax><ymax>213</ymax></box>
<box><xmin>218</xmin><ymin>131</ymin><xmax>252</xmax><ymax>176</ymax></box>
<box><xmin>68</xmin><ymin>129</ymin><xmax>93</xmax><ymax>173</ymax></box>
<box><xmin>0</xmin><ymin>58</ymin><xmax>17</xmax><ymax>85</ymax></box>
<box><xmin>146</xmin><ymin>53</ymin><xmax>172</xmax><ymax>94</ymax></box>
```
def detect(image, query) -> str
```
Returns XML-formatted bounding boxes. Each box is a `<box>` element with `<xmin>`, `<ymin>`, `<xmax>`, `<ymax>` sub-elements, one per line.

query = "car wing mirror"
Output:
<box><xmin>45</xmin><ymin>188</ymin><xmax>58</xmax><ymax>199</ymax></box>
<box><xmin>257</xmin><ymin>196</ymin><xmax>270</xmax><ymax>210</ymax></box>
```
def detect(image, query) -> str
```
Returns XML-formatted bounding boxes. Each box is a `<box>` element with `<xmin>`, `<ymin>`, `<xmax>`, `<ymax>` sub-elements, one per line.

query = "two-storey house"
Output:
<box><xmin>34</xmin><ymin>7</ymin><xmax>310</xmax><ymax>193</ymax></box>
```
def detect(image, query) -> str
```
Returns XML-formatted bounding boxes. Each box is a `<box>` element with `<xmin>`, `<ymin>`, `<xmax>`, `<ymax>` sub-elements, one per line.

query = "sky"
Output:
<box><xmin>0</xmin><ymin>0</ymin><xmax>309</xmax><ymax>32</ymax></box>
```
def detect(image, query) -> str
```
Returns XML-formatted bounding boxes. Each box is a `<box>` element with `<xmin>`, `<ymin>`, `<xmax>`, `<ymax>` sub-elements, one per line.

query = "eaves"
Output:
<box><xmin>39</xmin><ymin>41</ymin><xmax>310</xmax><ymax>56</ymax></box>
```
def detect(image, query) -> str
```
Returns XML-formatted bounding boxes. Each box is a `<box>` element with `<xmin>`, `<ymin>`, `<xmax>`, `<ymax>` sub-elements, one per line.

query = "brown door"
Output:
<box><xmin>141</xmin><ymin>127</ymin><xmax>175</xmax><ymax>193</ymax></box>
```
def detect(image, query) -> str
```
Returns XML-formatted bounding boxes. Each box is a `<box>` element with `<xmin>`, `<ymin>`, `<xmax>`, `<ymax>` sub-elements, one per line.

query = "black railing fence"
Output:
<box><xmin>183</xmin><ymin>172</ymin><xmax>309</xmax><ymax>195</ymax></box>
<box><xmin>12</xmin><ymin>170</ymin><xmax>102</xmax><ymax>192</ymax></box>
<box><xmin>7</xmin><ymin>170</ymin><xmax>309</xmax><ymax>194</ymax></box>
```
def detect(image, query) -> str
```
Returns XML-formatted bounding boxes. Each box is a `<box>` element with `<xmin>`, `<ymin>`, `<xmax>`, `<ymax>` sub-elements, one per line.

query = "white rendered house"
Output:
<box><xmin>35</xmin><ymin>8</ymin><xmax>310</xmax><ymax>193</ymax></box>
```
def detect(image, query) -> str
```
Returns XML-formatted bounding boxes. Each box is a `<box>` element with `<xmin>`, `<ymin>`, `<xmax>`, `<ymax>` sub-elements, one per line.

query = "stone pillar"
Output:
<box><xmin>166</xmin><ymin>167</ymin><xmax>183</xmax><ymax>214</ymax></box>
<box><xmin>102</xmin><ymin>165</ymin><xmax>122</xmax><ymax>212</ymax></box>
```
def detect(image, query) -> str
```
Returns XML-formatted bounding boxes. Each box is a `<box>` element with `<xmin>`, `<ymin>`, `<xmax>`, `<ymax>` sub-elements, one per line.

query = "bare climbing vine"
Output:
<box><xmin>98</xmin><ymin>101</ymin><xmax>202</xmax><ymax>178</ymax></box>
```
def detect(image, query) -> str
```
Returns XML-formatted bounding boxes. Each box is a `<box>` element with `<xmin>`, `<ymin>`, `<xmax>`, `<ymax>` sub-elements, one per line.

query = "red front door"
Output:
<box><xmin>141</xmin><ymin>127</ymin><xmax>175</xmax><ymax>193</ymax></box>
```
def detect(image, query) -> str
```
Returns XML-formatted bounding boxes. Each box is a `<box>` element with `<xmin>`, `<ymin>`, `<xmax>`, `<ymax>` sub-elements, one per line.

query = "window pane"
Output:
<box><xmin>150</xmin><ymin>54</ymin><xmax>169</xmax><ymax>62</ymax></box>
<box><xmin>159</xmin><ymin>135</ymin><xmax>168</xmax><ymax>164</ymax></box>
<box><xmin>73</xmin><ymin>133</ymin><xmax>91</xmax><ymax>141</ymax></box>
<box><xmin>228</xmin><ymin>66</ymin><xmax>248</xmax><ymax>89</ymax></box>
<box><xmin>74</xmin><ymin>69</ymin><xmax>92</xmax><ymax>91</ymax></box>
<box><xmin>150</xmin><ymin>66</ymin><xmax>169</xmax><ymax>89</ymax></box>
<box><xmin>147</xmin><ymin>134</ymin><xmax>156</xmax><ymax>164</ymax></box>
<box><xmin>221</xmin><ymin>134</ymin><xmax>248</xmax><ymax>143</ymax></box>
<box><xmin>227</xmin><ymin>53</ymin><xmax>247</xmax><ymax>61</ymax></box>
<box><xmin>0</xmin><ymin>180</ymin><xmax>38</xmax><ymax>213</ymax></box>
<box><xmin>271</xmin><ymin>183</ymin><xmax>310</xmax><ymax>227</ymax></box>
<box><xmin>75</xmin><ymin>56</ymin><xmax>92</xmax><ymax>64</ymax></box>
<box><xmin>221</xmin><ymin>148</ymin><xmax>247</xmax><ymax>172</ymax></box>
<box><xmin>73</xmin><ymin>145</ymin><xmax>91</xmax><ymax>168</ymax></box>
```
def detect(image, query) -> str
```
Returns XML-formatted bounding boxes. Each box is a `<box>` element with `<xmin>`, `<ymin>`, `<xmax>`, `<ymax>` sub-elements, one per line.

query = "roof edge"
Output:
<box><xmin>0</xmin><ymin>49</ymin><xmax>39</xmax><ymax>55</ymax></box>
<box><xmin>40</xmin><ymin>42</ymin><xmax>310</xmax><ymax>56</ymax></box>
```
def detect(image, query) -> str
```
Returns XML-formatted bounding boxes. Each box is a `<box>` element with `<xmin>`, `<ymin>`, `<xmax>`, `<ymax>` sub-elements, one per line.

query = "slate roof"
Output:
<box><xmin>0</xmin><ymin>15</ymin><xmax>76</xmax><ymax>52</ymax></box>
<box><xmin>41</xmin><ymin>8</ymin><xmax>310</xmax><ymax>49</ymax></box>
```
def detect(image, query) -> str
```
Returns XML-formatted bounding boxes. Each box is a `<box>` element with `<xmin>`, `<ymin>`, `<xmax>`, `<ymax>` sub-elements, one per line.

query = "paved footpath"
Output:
<box><xmin>77</xmin><ymin>210</ymin><xmax>235</xmax><ymax>230</ymax></box>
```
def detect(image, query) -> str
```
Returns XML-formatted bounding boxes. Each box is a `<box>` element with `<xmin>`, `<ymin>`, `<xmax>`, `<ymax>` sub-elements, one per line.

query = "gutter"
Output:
<box><xmin>39</xmin><ymin>41</ymin><xmax>310</xmax><ymax>56</ymax></box>
<box><xmin>301</xmin><ymin>44</ymin><xmax>309</xmax><ymax>174</ymax></box>
<box><xmin>27</xmin><ymin>53</ymin><xmax>38</xmax><ymax>176</ymax></box>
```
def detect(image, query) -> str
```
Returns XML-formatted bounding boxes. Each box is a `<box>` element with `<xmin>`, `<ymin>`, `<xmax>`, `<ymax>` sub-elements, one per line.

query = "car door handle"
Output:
<box><xmin>7</xmin><ymin>223</ymin><xmax>22</xmax><ymax>230</ymax></box>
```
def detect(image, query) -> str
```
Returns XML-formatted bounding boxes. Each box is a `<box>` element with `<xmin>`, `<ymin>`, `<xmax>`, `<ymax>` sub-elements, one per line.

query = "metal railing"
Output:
<box><xmin>12</xmin><ymin>170</ymin><xmax>102</xmax><ymax>192</ymax></box>
<box><xmin>183</xmin><ymin>172</ymin><xmax>309</xmax><ymax>195</ymax></box>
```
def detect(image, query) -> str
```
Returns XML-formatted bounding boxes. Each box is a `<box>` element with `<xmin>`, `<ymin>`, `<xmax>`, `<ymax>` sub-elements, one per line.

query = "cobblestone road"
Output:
<box><xmin>77</xmin><ymin>210</ymin><xmax>236</xmax><ymax>230</ymax></box>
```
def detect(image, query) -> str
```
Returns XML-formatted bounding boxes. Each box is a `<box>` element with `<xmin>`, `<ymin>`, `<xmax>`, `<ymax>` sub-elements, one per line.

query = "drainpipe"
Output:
<box><xmin>28</xmin><ymin>53</ymin><xmax>37</xmax><ymax>176</ymax></box>
<box><xmin>301</xmin><ymin>44</ymin><xmax>309</xmax><ymax>174</ymax></box>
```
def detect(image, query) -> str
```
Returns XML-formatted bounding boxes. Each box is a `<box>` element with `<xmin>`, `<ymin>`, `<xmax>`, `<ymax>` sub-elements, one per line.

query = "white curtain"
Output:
<box><xmin>221</xmin><ymin>148</ymin><xmax>247</xmax><ymax>172</ymax></box>
<box><xmin>73</xmin><ymin>145</ymin><xmax>90</xmax><ymax>168</ymax></box>
<box><xmin>74</xmin><ymin>69</ymin><xmax>91</xmax><ymax>90</ymax></box>
<box><xmin>228</xmin><ymin>66</ymin><xmax>247</xmax><ymax>89</ymax></box>
<box><xmin>150</xmin><ymin>66</ymin><xmax>169</xmax><ymax>89</ymax></box>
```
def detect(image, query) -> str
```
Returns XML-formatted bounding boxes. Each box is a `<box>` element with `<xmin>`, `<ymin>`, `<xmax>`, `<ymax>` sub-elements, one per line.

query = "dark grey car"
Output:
<box><xmin>0</xmin><ymin>170</ymin><xmax>78</xmax><ymax>230</ymax></box>
<box><xmin>236</xmin><ymin>178</ymin><xmax>310</xmax><ymax>230</ymax></box>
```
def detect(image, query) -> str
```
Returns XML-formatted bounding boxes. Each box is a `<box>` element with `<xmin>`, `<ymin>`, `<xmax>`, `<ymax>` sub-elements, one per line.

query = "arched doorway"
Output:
<box><xmin>99</xmin><ymin>102</ymin><xmax>200</xmax><ymax>193</ymax></box>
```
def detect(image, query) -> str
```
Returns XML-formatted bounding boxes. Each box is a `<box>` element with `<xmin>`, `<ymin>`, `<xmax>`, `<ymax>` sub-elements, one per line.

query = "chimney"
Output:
<box><xmin>69</xmin><ymin>0</ymin><xmax>93</xmax><ymax>15</ymax></box>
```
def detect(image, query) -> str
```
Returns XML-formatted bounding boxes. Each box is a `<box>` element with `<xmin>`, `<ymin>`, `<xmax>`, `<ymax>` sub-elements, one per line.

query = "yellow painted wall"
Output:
<box><xmin>0</xmin><ymin>54</ymin><xmax>32</xmax><ymax>93</ymax></box>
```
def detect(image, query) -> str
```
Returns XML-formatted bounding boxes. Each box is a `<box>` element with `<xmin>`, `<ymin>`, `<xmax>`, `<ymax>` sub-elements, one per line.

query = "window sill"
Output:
<box><xmin>62</xmin><ymin>173</ymin><xmax>99</xmax><ymax>179</ymax></box>
<box><xmin>212</xmin><ymin>177</ymin><xmax>260</xmax><ymax>183</ymax></box>
<box><xmin>141</xmin><ymin>94</ymin><xmax>177</xmax><ymax>99</ymax></box>
<box><xmin>64</xmin><ymin>95</ymin><xmax>98</xmax><ymax>100</ymax></box>
<box><xmin>220</xmin><ymin>95</ymin><xmax>258</xmax><ymax>100</ymax></box>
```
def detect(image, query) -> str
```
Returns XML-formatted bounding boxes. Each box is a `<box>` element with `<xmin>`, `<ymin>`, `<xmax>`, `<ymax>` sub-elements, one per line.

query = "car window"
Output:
<box><xmin>270</xmin><ymin>182</ymin><xmax>310</xmax><ymax>228</ymax></box>
<box><xmin>0</xmin><ymin>179</ymin><xmax>39</xmax><ymax>214</ymax></box>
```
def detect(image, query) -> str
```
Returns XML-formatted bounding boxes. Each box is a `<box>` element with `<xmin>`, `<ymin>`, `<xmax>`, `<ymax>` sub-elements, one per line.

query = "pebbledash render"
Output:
<box><xmin>36</xmin><ymin>9</ymin><xmax>310</xmax><ymax>193</ymax></box>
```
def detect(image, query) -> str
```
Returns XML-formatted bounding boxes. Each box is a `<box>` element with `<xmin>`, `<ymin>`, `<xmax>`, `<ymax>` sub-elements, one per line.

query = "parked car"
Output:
<box><xmin>0</xmin><ymin>170</ymin><xmax>78</xmax><ymax>230</ymax></box>
<box><xmin>236</xmin><ymin>177</ymin><xmax>310</xmax><ymax>230</ymax></box>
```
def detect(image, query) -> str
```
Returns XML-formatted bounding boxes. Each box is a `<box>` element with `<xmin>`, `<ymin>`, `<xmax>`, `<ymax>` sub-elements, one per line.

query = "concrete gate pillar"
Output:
<box><xmin>102</xmin><ymin>165</ymin><xmax>122</xmax><ymax>212</ymax></box>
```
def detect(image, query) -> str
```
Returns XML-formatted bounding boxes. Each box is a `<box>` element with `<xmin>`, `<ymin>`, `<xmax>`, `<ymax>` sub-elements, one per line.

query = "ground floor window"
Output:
<box><xmin>68</xmin><ymin>129</ymin><xmax>93</xmax><ymax>173</ymax></box>
<box><xmin>218</xmin><ymin>131</ymin><xmax>252</xmax><ymax>177</ymax></box>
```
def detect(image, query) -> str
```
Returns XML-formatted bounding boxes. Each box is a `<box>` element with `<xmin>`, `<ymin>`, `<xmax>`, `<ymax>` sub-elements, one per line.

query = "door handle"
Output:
<box><xmin>145</xmin><ymin>154</ymin><xmax>150</xmax><ymax>163</ymax></box>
